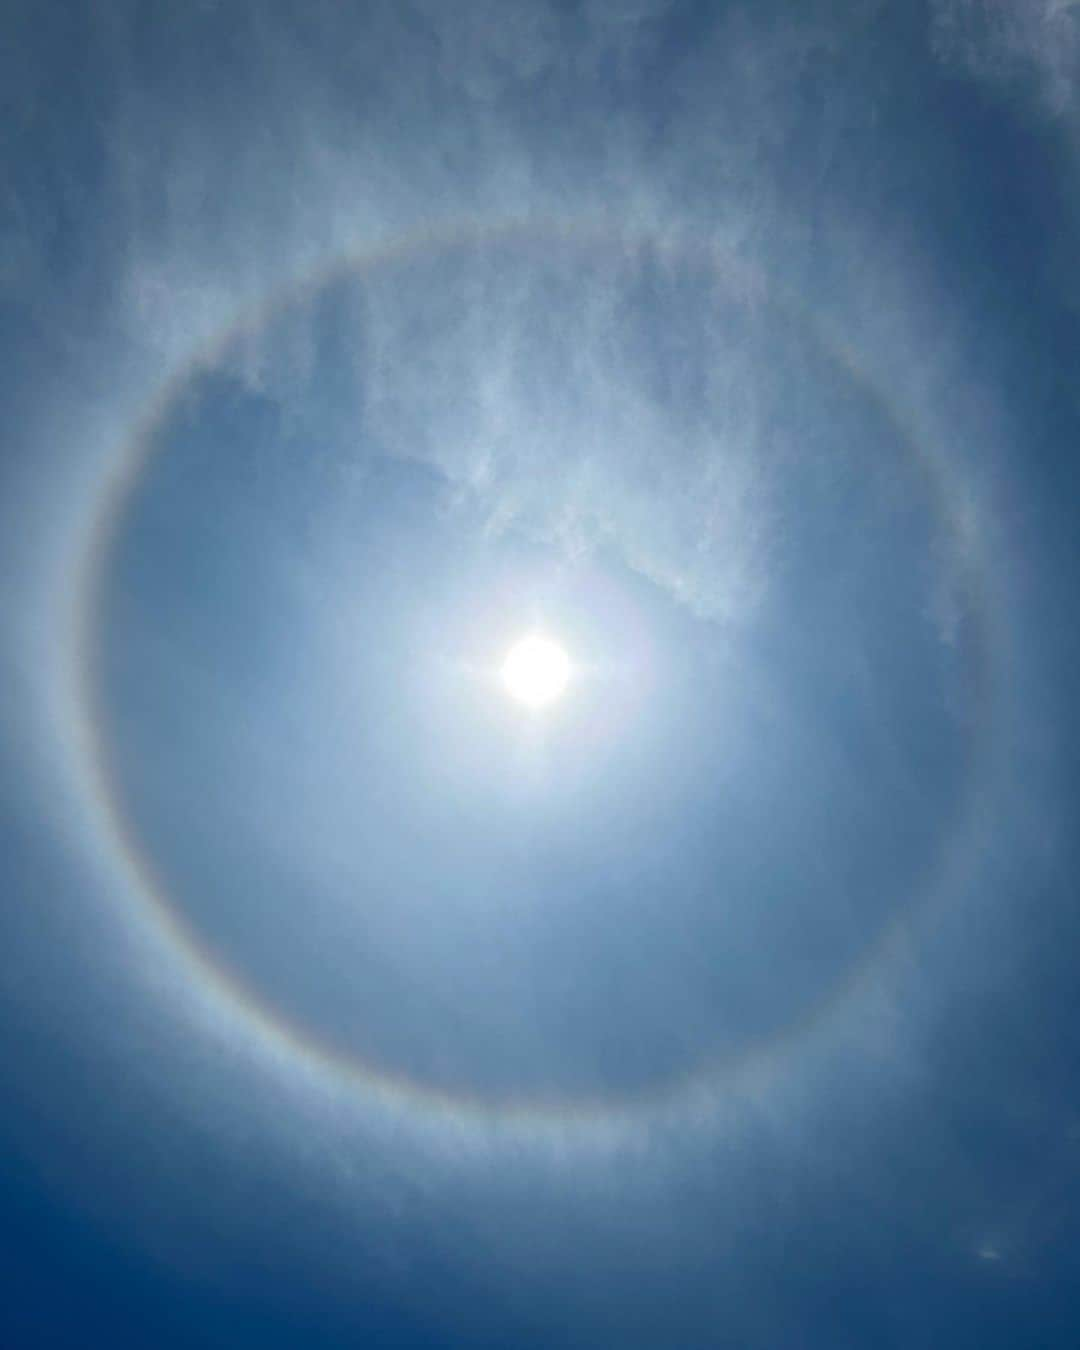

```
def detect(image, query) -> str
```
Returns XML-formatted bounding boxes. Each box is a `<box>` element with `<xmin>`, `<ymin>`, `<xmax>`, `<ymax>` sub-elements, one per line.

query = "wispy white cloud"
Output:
<box><xmin>932</xmin><ymin>0</ymin><xmax>1080</xmax><ymax>116</ymax></box>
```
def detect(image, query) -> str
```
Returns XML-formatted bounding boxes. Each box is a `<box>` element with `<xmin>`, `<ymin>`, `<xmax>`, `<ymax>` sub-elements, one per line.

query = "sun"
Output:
<box><xmin>501</xmin><ymin>635</ymin><xmax>571</xmax><ymax>709</ymax></box>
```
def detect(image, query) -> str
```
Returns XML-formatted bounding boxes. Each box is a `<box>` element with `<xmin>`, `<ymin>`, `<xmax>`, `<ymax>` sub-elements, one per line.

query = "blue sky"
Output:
<box><xmin>2</xmin><ymin>1</ymin><xmax>1079</xmax><ymax>1346</ymax></box>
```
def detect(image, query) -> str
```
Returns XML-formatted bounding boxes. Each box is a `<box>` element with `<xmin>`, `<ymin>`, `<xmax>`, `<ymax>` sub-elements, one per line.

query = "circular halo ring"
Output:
<box><xmin>68</xmin><ymin>217</ymin><xmax>998</xmax><ymax>1134</ymax></box>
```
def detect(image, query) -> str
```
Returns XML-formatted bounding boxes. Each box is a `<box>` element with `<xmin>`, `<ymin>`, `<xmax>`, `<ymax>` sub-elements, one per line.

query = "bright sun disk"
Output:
<box><xmin>501</xmin><ymin>635</ymin><xmax>571</xmax><ymax>708</ymax></box>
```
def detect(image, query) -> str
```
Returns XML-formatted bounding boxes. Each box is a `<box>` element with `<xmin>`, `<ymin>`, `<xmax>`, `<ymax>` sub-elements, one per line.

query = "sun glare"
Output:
<box><xmin>501</xmin><ymin>635</ymin><xmax>571</xmax><ymax>709</ymax></box>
